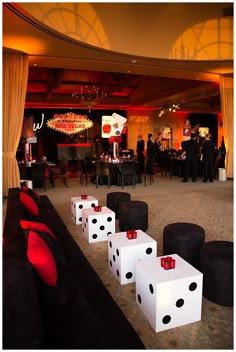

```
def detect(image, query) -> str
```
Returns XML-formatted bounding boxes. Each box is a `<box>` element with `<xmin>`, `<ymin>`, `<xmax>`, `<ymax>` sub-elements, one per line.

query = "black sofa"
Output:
<box><xmin>3</xmin><ymin>187</ymin><xmax>145</xmax><ymax>349</ymax></box>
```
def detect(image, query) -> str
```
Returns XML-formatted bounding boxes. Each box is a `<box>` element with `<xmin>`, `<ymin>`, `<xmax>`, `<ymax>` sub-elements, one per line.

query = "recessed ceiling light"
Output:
<box><xmin>33</xmin><ymin>63</ymin><xmax>37</xmax><ymax>66</ymax></box>
<box><xmin>131</xmin><ymin>59</ymin><xmax>136</xmax><ymax>64</ymax></box>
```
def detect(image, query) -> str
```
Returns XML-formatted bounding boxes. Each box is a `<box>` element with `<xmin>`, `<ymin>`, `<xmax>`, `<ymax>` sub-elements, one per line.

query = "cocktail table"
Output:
<box><xmin>108</xmin><ymin>230</ymin><xmax>157</xmax><ymax>285</ymax></box>
<box><xmin>136</xmin><ymin>254</ymin><xmax>203</xmax><ymax>332</ymax></box>
<box><xmin>82</xmin><ymin>206</ymin><xmax>115</xmax><ymax>243</ymax></box>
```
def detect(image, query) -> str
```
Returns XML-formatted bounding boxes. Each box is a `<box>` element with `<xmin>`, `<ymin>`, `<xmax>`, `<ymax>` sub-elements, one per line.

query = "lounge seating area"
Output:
<box><xmin>3</xmin><ymin>187</ymin><xmax>145</xmax><ymax>349</ymax></box>
<box><xmin>3</xmin><ymin>176</ymin><xmax>233</xmax><ymax>349</ymax></box>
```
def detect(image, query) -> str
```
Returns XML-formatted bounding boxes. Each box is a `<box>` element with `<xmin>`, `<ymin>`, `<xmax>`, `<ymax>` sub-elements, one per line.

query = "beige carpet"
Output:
<box><xmin>3</xmin><ymin>175</ymin><xmax>234</xmax><ymax>349</ymax></box>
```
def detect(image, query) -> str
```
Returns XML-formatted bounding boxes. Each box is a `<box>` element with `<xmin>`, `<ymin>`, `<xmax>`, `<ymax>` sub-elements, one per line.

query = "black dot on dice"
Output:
<box><xmin>137</xmin><ymin>294</ymin><xmax>142</xmax><ymax>304</ymax></box>
<box><xmin>91</xmin><ymin>203</ymin><xmax>95</xmax><ymax>207</ymax></box>
<box><xmin>107</xmin><ymin>232</ymin><xmax>112</xmax><ymax>236</ymax></box>
<box><xmin>107</xmin><ymin>216</ymin><xmax>112</xmax><ymax>222</ymax></box>
<box><xmin>116</xmin><ymin>249</ymin><xmax>119</xmax><ymax>256</ymax></box>
<box><xmin>92</xmin><ymin>234</ymin><xmax>97</xmax><ymax>239</ymax></box>
<box><xmin>73</xmin><ymin>204</ymin><xmax>75</xmax><ymax>207</ymax></box>
<box><xmin>146</xmin><ymin>247</ymin><xmax>153</xmax><ymax>255</ymax></box>
<box><xmin>113</xmin><ymin>255</ymin><xmax>116</xmax><ymax>262</ymax></box>
<box><xmin>116</xmin><ymin>269</ymin><xmax>119</xmax><ymax>277</ymax></box>
<box><xmin>79</xmin><ymin>205</ymin><xmax>83</xmax><ymax>209</ymax></box>
<box><xmin>126</xmin><ymin>272</ymin><xmax>133</xmax><ymax>279</ymax></box>
<box><xmin>92</xmin><ymin>219</ymin><xmax>97</xmax><ymax>224</ymax></box>
<box><xmin>109</xmin><ymin>260</ymin><xmax>112</xmax><ymax>267</ymax></box>
<box><xmin>176</xmin><ymin>298</ymin><xmax>184</xmax><ymax>308</ymax></box>
<box><xmin>79</xmin><ymin>217</ymin><xmax>82</xmax><ymax>221</ymax></box>
<box><xmin>189</xmin><ymin>282</ymin><xmax>197</xmax><ymax>291</ymax></box>
<box><xmin>109</xmin><ymin>241</ymin><xmax>112</xmax><ymax>248</ymax></box>
<box><xmin>162</xmin><ymin>315</ymin><xmax>171</xmax><ymax>324</ymax></box>
<box><xmin>100</xmin><ymin>225</ymin><xmax>105</xmax><ymax>231</ymax></box>
<box><xmin>86</xmin><ymin>218</ymin><xmax>88</xmax><ymax>223</ymax></box>
<box><xmin>149</xmin><ymin>284</ymin><xmax>154</xmax><ymax>294</ymax></box>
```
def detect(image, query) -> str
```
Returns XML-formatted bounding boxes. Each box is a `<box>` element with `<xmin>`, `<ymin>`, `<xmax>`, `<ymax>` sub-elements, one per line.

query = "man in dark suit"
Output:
<box><xmin>201</xmin><ymin>133</ymin><xmax>216</xmax><ymax>182</ymax></box>
<box><xmin>136</xmin><ymin>135</ymin><xmax>145</xmax><ymax>171</ymax></box>
<box><xmin>181</xmin><ymin>133</ymin><xmax>200</xmax><ymax>182</ymax></box>
<box><xmin>147</xmin><ymin>133</ymin><xmax>155</xmax><ymax>174</ymax></box>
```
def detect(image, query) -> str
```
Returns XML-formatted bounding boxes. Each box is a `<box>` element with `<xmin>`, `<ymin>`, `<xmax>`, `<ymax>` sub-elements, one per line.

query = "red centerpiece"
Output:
<box><xmin>126</xmin><ymin>230</ymin><xmax>137</xmax><ymax>240</ymax></box>
<box><xmin>94</xmin><ymin>206</ymin><xmax>102</xmax><ymax>212</ymax></box>
<box><xmin>161</xmin><ymin>256</ymin><xmax>176</xmax><ymax>270</ymax></box>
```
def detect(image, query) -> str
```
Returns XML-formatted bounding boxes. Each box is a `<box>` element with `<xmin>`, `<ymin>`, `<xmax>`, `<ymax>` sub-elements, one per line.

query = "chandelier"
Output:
<box><xmin>72</xmin><ymin>85</ymin><xmax>107</xmax><ymax>112</ymax></box>
<box><xmin>158</xmin><ymin>102</ymin><xmax>181</xmax><ymax>117</ymax></box>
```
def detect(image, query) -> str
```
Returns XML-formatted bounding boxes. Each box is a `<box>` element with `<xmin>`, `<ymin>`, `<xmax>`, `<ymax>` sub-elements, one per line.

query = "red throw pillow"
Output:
<box><xmin>20</xmin><ymin>221</ymin><xmax>66</xmax><ymax>267</ymax></box>
<box><xmin>20</xmin><ymin>192</ymin><xmax>39</xmax><ymax>216</ymax></box>
<box><xmin>34</xmin><ymin>230</ymin><xmax>67</xmax><ymax>267</ymax></box>
<box><xmin>20</xmin><ymin>188</ymin><xmax>41</xmax><ymax>216</ymax></box>
<box><xmin>22</xmin><ymin>186</ymin><xmax>40</xmax><ymax>200</ymax></box>
<box><xmin>27</xmin><ymin>230</ymin><xmax>57</xmax><ymax>286</ymax></box>
<box><xmin>20</xmin><ymin>220</ymin><xmax>56</xmax><ymax>239</ymax></box>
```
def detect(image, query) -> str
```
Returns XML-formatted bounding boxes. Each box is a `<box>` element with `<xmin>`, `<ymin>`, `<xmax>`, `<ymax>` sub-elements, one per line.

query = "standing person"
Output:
<box><xmin>154</xmin><ymin>136</ymin><xmax>162</xmax><ymax>165</ymax></box>
<box><xmin>136</xmin><ymin>134</ymin><xmax>145</xmax><ymax>171</ymax></box>
<box><xmin>91</xmin><ymin>134</ymin><xmax>103</xmax><ymax>159</ymax></box>
<box><xmin>220</xmin><ymin>135</ymin><xmax>226</xmax><ymax>168</ymax></box>
<box><xmin>201</xmin><ymin>133</ymin><xmax>216</xmax><ymax>182</ymax></box>
<box><xmin>181</xmin><ymin>133</ymin><xmax>200</xmax><ymax>182</ymax></box>
<box><xmin>147</xmin><ymin>133</ymin><xmax>155</xmax><ymax>174</ymax></box>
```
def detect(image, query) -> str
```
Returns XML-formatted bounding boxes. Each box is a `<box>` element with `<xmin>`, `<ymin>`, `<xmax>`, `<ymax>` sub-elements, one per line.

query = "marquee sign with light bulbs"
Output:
<box><xmin>47</xmin><ymin>112</ymin><xmax>93</xmax><ymax>135</ymax></box>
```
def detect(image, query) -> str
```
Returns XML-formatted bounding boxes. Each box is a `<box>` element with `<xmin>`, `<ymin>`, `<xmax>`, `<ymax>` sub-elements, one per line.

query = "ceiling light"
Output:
<box><xmin>72</xmin><ymin>86</ymin><xmax>108</xmax><ymax>113</ymax></box>
<box><xmin>158</xmin><ymin>102</ymin><xmax>181</xmax><ymax>117</ymax></box>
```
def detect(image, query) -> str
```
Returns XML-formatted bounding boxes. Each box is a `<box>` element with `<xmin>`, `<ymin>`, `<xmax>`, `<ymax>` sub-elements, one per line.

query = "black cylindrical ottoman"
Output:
<box><xmin>119</xmin><ymin>200</ymin><xmax>148</xmax><ymax>232</ymax></box>
<box><xmin>200</xmin><ymin>241</ymin><xmax>233</xmax><ymax>307</ymax></box>
<box><xmin>163</xmin><ymin>222</ymin><xmax>205</xmax><ymax>269</ymax></box>
<box><xmin>106</xmin><ymin>192</ymin><xmax>131</xmax><ymax>219</ymax></box>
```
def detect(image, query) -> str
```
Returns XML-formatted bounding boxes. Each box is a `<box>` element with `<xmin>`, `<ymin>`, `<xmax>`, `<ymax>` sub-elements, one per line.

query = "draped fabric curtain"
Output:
<box><xmin>3</xmin><ymin>53</ymin><xmax>29</xmax><ymax>197</ymax></box>
<box><xmin>219</xmin><ymin>75</ymin><xmax>233</xmax><ymax>178</ymax></box>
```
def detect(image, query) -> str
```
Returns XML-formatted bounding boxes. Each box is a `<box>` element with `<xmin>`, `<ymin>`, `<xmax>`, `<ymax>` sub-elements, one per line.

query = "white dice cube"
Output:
<box><xmin>108</xmin><ymin>230</ymin><xmax>157</xmax><ymax>285</ymax></box>
<box><xmin>82</xmin><ymin>206</ymin><xmax>115</xmax><ymax>243</ymax></box>
<box><xmin>71</xmin><ymin>196</ymin><xmax>98</xmax><ymax>224</ymax></box>
<box><xmin>136</xmin><ymin>254</ymin><xmax>203</xmax><ymax>332</ymax></box>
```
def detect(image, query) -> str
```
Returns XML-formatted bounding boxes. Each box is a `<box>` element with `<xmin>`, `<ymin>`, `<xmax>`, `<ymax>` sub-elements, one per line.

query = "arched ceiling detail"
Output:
<box><xmin>17</xmin><ymin>3</ymin><xmax>233</xmax><ymax>61</ymax></box>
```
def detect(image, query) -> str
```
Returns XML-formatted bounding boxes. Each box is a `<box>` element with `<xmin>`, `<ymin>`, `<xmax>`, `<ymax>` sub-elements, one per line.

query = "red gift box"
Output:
<box><xmin>126</xmin><ymin>230</ymin><xmax>137</xmax><ymax>240</ymax></box>
<box><xmin>170</xmin><ymin>259</ymin><xmax>176</xmax><ymax>269</ymax></box>
<box><xmin>94</xmin><ymin>205</ymin><xmax>102</xmax><ymax>212</ymax></box>
<box><xmin>81</xmin><ymin>195</ymin><xmax>88</xmax><ymax>200</ymax></box>
<box><xmin>160</xmin><ymin>256</ymin><xmax>176</xmax><ymax>270</ymax></box>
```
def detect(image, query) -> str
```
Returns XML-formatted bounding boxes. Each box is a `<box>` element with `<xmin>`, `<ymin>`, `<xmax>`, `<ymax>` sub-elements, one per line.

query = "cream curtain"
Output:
<box><xmin>219</xmin><ymin>75</ymin><xmax>233</xmax><ymax>178</ymax></box>
<box><xmin>3</xmin><ymin>53</ymin><xmax>29</xmax><ymax>197</ymax></box>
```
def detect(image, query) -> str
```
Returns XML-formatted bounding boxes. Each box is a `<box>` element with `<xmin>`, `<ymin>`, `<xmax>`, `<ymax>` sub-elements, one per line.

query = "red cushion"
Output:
<box><xmin>22</xmin><ymin>186</ymin><xmax>40</xmax><ymax>199</ymax></box>
<box><xmin>27</xmin><ymin>230</ymin><xmax>57</xmax><ymax>286</ymax></box>
<box><xmin>20</xmin><ymin>221</ymin><xmax>66</xmax><ymax>267</ymax></box>
<box><xmin>20</xmin><ymin>190</ymin><xmax>40</xmax><ymax>215</ymax></box>
<box><xmin>20</xmin><ymin>220</ymin><xmax>56</xmax><ymax>239</ymax></box>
